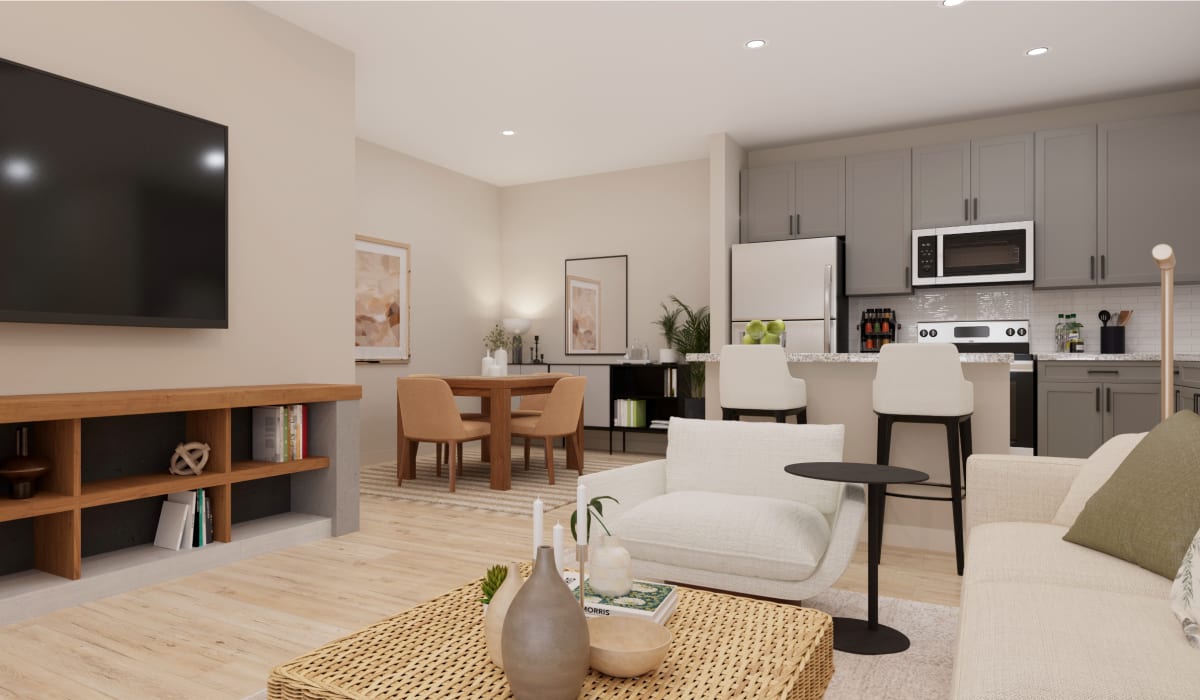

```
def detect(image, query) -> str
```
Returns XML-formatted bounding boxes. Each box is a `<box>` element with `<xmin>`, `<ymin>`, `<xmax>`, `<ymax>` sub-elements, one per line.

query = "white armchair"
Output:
<box><xmin>580</xmin><ymin>417</ymin><xmax>864</xmax><ymax>601</ymax></box>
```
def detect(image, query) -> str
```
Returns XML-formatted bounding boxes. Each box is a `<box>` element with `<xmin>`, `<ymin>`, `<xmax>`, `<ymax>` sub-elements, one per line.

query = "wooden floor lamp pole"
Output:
<box><xmin>1153</xmin><ymin>243</ymin><xmax>1176</xmax><ymax>421</ymax></box>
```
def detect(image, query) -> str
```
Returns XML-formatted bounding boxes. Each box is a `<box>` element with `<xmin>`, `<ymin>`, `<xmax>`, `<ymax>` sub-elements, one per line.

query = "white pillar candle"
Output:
<box><xmin>532</xmin><ymin>496</ymin><xmax>544</xmax><ymax>558</ymax></box>
<box><xmin>481</xmin><ymin>356</ymin><xmax>494</xmax><ymax>376</ymax></box>
<box><xmin>576</xmin><ymin>483</ymin><xmax>588</xmax><ymax>546</ymax></box>
<box><xmin>553</xmin><ymin>521</ymin><xmax>564</xmax><ymax>574</ymax></box>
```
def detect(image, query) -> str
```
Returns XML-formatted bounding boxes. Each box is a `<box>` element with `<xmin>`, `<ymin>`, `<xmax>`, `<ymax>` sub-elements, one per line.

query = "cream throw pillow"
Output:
<box><xmin>1051</xmin><ymin>432</ymin><xmax>1146</xmax><ymax>528</ymax></box>
<box><xmin>1172</xmin><ymin>526</ymin><xmax>1200</xmax><ymax>649</ymax></box>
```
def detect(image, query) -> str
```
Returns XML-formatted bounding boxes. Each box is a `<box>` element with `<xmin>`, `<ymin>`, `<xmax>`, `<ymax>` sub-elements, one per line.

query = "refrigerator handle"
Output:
<box><xmin>823</xmin><ymin>264</ymin><xmax>832</xmax><ymax>353</ymax></box>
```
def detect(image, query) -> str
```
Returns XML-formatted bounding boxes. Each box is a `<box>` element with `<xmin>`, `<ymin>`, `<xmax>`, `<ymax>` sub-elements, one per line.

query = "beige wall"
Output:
<box><xmin>705</xmin><ymin>134</ymin><xmax>746</xmax><ymax>415</ymax></box>
<box><xmin>500</xmin><ymin>160</ymin><xmax>709</xmax><ymax>364</ymax></box>
<box><xmin>0</xmin><ymin>2</ymin><xmax>356</xmax><ymax>393</ymax></box>
<box><xmin>355</xmin><ymin>140</ymin><xmax>502</xmax><ymax>463</ymax></box>
<box><xmin>751</xmin><ymin>87</ymin><xmax>1200</xmax><ymax>165</ymax></box>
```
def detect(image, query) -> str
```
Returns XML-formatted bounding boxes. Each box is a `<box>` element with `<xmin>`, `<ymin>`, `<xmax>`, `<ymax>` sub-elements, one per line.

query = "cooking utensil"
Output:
<box><xmin>1117</xmin><ymin>310</ymin><xmax>1132</xmax><ymax>326</ymax></box>
<box><xmin>1098</xmin><ymin>310</ymin><xmax>1111</xmax><ymax>327</ymax></box>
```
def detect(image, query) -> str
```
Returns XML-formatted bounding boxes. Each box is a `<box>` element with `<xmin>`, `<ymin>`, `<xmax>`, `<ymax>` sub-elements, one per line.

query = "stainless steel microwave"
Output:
<box><xmin>911</xmin><ymin>221</ymin><xmax>1034</xmax><ymax>286</ymax></box>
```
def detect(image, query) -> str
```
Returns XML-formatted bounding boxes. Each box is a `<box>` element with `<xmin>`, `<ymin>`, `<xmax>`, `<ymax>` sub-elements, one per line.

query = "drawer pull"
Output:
<box><xmin>1086</xmin><ymin>370</ymin><xmax>1119</xmax><ymax>375</ymax></box>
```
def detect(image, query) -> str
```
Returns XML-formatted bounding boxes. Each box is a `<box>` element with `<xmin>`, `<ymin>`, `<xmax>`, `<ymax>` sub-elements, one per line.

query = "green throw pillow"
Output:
<box><xmin>1064</xmin><ymin>410</ymin><xmax>1200</xmax><ymax>579</ymax></box>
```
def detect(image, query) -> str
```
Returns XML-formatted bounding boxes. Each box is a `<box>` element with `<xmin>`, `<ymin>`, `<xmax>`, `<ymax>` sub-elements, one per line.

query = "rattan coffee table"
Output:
<box><xmin>269</xmin><ymin>573</ymin><xmax>834</xmax><ymax>700</ymax></box>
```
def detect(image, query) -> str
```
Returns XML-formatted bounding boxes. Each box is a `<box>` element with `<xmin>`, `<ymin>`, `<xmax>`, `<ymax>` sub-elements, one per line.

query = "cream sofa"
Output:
<box><xmin>954</xmin><ymin>448</ymin><xmax>1200</xmax><ymax>699</ymax></box>
<box><xmin>578</xmin><ymin>417</ymin><xmax>864</xmax><ymax>601</ymax></box>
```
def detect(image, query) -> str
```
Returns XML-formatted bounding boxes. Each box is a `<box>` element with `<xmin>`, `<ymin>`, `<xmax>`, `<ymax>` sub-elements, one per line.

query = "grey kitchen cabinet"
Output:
<box><xmin>1099</xmin><ymin>111</ymin><xmax>1200</xmax><ymax>286</ymax></box>
<box><xmin>1177</xmin><ymin>362</ymin><xmax>1200</xmax><ymax>414</ymax></box>
<box><xmin>912</xmin><ymin>134</ymin><xmax>1033</xmax><ymax>229</ymax></box>
<box><xmin>1035</xmin><ymin>127</ymin><xmax>1098</xmax><ymax>289</ymax></box>
<box><xmin>845</xmin><ymin>149</ymin><xmax>912</xmax><ymax>296</ymax></box>
<box><xmin>1038</xmin><ymin>362</ymin><xmax>1161</xmax><ymax>457</ymax></box>
<box><xmin>740</xmin><ymin>158</ymin><xmax>845</xmax><ymax>242</ymax></box>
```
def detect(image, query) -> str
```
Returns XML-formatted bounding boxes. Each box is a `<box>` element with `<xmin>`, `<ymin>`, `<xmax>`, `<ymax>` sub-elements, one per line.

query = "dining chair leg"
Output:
<box><xmin>544</xmin><ymin>437</ymin><xmax>555</xmax><ymax>485</ymax></box>
<box><xmin>435</xmin><ymin>443</ymin><xmax>443</xmax><ymax>467</ymax></box>
<box><xmin>523</xmin><ymin>438</ymin><xmax>531</xmax><ymax>470</ymax></box>
<box><xmin>448</xmin><ymin>440</ymin><xmax>458</xmax><ymax>492</ymax></box>
<box><xmin>573</xmin><ymin>433</ymin><xmax>583</xmax><ymax>475</ymax></box>
<box><xmin>435</xmin><ymin>442</ymin><xmax>442</xmax><ymax>478</ymax></box>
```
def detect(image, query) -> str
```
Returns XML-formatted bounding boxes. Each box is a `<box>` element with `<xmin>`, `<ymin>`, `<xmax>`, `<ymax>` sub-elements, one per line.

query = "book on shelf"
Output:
<box><xmin>612</xmin><ymin>399</ymin><xmax>647</xmax><ymax>428</ymax></box>
<box><xmin>252</xmin><ymin>404</ymin><xmax>309</xmax><ymax>463</ymax></box>
<box><xmin>562</xmin><ymin>572</ymin><xmax>679</xmax><ymax>624</ymax></box>
<box><xmin>166</xmin><ymin>491</ymin><xmax>196</xmax><ymax>550</ymax></box>
<box><xmin>195</xmin><ymin>488</ymin><xmax>206</xmax><ymax>547</ymax></box>
<box><xmin>153</xmin><ymin>500</ymin><xmax>190</xmax><ymax>551</ymax></box>
<box><xmin>649</xmin><ymin>420</ymin><xmax>670</xmax><ymax>430</ymax></box>
<box><xmin>663</xmin><ymin>367</ymin><xmax>678</xmax><ymax>398</ymax></box>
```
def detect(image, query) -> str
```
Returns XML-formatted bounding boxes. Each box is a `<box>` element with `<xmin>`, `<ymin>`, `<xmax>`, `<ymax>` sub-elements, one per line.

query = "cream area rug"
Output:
<box><xmin>807</xmin><ymin>588</ymin><xmax>958</xmax><ymax>700</ymax></box>
<box><xmin>359</xmin><ymin>444</ymin><xmax>632</xmax><ymax>515</ymax></box>
<box><xmin>242</xmin><ymin>590</ymin><xmax>956</xmax><ymax>700</ymax></box>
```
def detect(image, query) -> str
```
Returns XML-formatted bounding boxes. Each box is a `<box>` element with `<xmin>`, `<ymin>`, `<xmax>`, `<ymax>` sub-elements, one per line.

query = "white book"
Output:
<box><xmin>251</xmin><ymin>406</ymin><xmax>285</xmax><ymax>462</ymax></box>
<box><xmin>153</xmin><ymin>501</ymin><xmax>190</xmax><ymax>551</ymax></box>
<box><xmin>166</xmin><ymin>491</ymin><xmax>196</xmax><ymax>550</ymax></box>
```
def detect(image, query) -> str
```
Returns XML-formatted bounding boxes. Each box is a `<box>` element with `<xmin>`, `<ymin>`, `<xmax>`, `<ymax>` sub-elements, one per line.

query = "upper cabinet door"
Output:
<box><xmin>740</xmin><ymin>164</ymin><xmax>795</xmax><ymax>242</ymax></box>
<box><xmin>972</xmin><ymin>133</ymin><xmax>1034</xmax><ymax>224</ymax></box>
<box><xmin>846</xmin><ymin>149</ymin><xmax>912</xmax><ymax>296</ymax></box>
<box><xmin>1099</xmin><ymin>111</ymin><xmax>1200</xmax><ymax>286</ymax></box>
<box><xmin>912</xmin><ymin>141</ymin><xmax>970</xmax><ymax>229</ymax></box>
<box><xmin>794</xmin><ymin>157</ymin><xmax>846</xmax><ymax>238</ymax></box>
<box><xmin>1035</xmin><ymin>127</ymin><xmax>1097</xmax><ymax>289</ymax></box>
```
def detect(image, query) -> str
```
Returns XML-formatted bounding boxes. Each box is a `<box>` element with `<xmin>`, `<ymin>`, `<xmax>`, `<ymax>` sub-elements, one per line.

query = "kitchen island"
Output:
<box><xmin>689</xmin><ymin>351</ymin><xmax>1012</xmax><ymax>553</ymax></box>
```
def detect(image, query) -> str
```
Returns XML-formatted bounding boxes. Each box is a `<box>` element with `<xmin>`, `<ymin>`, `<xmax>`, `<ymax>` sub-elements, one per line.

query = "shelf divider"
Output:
<box><xmin>34</xmin><ymin>509</ymin><xmax>80</xmax><ymax>580</ymax></box>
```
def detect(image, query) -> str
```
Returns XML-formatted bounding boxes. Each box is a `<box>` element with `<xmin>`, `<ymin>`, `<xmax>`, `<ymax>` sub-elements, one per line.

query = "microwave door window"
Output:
<box><xmin>941</xmin><ymin>231</ymin><xmax>1027</xmax><ymax>277</ymax></box>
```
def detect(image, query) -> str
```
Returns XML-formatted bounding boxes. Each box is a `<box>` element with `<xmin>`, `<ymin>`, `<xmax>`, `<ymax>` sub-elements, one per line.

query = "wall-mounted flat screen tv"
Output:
<box><xmin>0</xmin><ymin>57</ymin><xmax>228</xmax><ymax>329</ymax></box>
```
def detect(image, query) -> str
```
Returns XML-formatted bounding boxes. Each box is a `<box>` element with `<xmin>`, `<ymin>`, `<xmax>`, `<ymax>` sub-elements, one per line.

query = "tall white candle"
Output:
<box><xmin>553</xmin><ymin>521</ymin><xmax>564</xmax><ymax>574</ymax></box>
<box><xmin>532</xmin><ymin>496</ymin><xmax>544</xmax><ymax>559</ymax></box>
<box><xmin>576</xmin><ymin>483</ymin><xmax>588</xmax><ymax>546</ymax></box>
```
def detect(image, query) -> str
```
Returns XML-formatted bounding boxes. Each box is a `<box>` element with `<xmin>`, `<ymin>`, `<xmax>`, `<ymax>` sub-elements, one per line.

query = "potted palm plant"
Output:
<box><xmin>654</xmin><ymin>296</ymin><xmax>710</xmax><ymax>418</ymax></box>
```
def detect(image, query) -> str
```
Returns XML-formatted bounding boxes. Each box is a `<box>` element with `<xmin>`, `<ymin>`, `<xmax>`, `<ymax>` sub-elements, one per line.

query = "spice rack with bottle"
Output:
<box><xmin>858</xmin><ymin>308</ymin><xmax>899</xmax><ymax>353</ymax></box>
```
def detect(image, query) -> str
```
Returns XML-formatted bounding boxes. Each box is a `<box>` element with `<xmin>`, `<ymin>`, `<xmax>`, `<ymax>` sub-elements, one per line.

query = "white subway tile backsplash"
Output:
<box><xmin>849</xmin><ymin>284</ymin><xmax>1200</xmax><ymax>354</ymax></box>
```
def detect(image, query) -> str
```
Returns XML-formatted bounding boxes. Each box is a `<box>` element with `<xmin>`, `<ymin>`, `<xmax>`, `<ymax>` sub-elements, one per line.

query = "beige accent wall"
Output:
<box><xmin>355</xmin><ymin>140</ymin><xmax>502</xmax><ymax>463</ymax></box>
<box><xmin>751</xmin><ymin>87</ymin><xmax>1200</xmax><ymax>165</ymax></box>
<box><xmin>500</xmin><ymin>160</ymin><xmax>709</xmax><ymax>364</ymax></box>
<box><xmin>0</xmin><ymin>2</ymin><xmax>355</xmax><ymax>393</ymax></box>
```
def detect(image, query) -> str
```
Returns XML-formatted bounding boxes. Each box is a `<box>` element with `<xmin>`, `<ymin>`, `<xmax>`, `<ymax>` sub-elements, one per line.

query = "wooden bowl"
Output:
<box><xmin>587</xmin><ymin>616</ymin><xmax>672</xmax><ymax>678</ymax></box>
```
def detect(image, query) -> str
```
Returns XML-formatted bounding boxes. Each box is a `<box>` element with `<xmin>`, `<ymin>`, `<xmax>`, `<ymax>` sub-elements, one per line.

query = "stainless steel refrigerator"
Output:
<box><xmin>730</xmin><ymin>236</ymin><xmax>848</xmax><ymax>352</ymax></box>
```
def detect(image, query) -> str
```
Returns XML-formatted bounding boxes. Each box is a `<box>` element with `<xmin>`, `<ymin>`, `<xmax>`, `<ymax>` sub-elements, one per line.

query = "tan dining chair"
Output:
<box><xmin>396</xmin><ymin>377</ymin><xmax>490</xmax><ymax>492</ymax></box>
<box><xmin>406</xmin><ymin>374</ymin><xmax>482</xmax><ymax>470</ymax></box>
<box><xmin>511</xmin><ymin>376</ymin><xmax>587</xmax><ymax>485</ymax></box>
<box><xmin>512</xmin><ymin>372</ymin><xmax>574</xmax><ymax>418</ymax></box>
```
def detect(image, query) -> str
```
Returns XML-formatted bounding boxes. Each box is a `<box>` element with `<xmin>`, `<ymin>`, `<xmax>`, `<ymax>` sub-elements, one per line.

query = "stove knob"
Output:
<box><xmin>1018</xmin><ymin>328</ymin><xmax>1027</xmax><ymax>336</ymax></box>
<box><xmin>919</xmin><ymin>329</ymin><xmax>928</xmax><ymax>338</ymax></box>
<box><xmin>1006</xmin><ymin>328</ymin><xmax>1016</xmax><ymax>337</ymax></box>
<box><xmin>929</xmin><ymin>329</ymin><xmax>938</xmax><ymax>338</ymax></box>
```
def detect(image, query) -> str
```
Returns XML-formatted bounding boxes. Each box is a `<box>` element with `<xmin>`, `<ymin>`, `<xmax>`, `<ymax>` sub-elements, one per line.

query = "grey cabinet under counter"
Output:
<box><xmin>1038</xmin><ymin>361</ymin><xmax>1161</xmax><ymax>457</ymax></box>
<box><xmin>1177</xmin><ymin>362</ymin><xmax>1200</xmax><ymax>415</ymax></box>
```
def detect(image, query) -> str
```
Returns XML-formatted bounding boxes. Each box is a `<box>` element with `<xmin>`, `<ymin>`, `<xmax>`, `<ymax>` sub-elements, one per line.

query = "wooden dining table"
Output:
<box><xmin>396</xmin><ymin>374</ymin><xmax>584</xmax><ymax>490</ymax></box>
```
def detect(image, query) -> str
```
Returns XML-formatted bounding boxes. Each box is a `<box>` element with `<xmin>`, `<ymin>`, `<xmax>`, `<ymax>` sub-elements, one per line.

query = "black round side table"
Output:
<box><xmin>785</xmin><ymin>461</ymin><xmax>929</xmax><ymax>655</ymax></box>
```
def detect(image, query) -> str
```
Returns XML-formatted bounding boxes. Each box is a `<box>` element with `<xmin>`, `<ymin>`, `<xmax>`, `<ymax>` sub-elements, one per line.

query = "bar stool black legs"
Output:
<box><xmin>875</xmin><ymin>413</ymin><xmax>973</xmax><ymax>576</ymax></box>
<box><xmin>721</xmin><ymin>407</ymin><xmax>808</xmax><ymax>423</ymax></box>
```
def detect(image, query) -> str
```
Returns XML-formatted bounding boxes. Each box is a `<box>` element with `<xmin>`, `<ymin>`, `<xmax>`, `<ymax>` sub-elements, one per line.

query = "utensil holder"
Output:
<box><xmin>1100</xmin><ymin>326</ymin><xmax>1125</xmax><ymax>354</ymax></box>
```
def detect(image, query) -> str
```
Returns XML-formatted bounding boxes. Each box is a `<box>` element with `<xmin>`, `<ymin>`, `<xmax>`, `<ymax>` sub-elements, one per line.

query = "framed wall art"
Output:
<box><xmin>565</xmin><ymin>255</ymin><xmax>627</xmax><ymax>355</ymax></box>
<box><xmin>355</xmin><ymin>235</ymin><xmax>410</xmax><ymax>363</ymax></box>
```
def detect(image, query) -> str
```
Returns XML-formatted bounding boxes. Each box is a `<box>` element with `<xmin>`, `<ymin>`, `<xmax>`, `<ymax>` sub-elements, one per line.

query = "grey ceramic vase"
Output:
<box><xmin>501</xmin><ymin>545</ymin><xmax>590</xmax><ymax>699</ymax></box>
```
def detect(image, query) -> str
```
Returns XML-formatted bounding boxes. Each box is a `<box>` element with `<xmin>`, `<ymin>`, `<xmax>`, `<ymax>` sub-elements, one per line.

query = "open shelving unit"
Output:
<box><xmin>608</xmin><ymin>364</ymin><xmax>699</xmax><ymax>452</ymax></box>
<box><xmin>0</xmin><ymin>384</ymin><xmax>360</xmax><ymax>624</ymax></box>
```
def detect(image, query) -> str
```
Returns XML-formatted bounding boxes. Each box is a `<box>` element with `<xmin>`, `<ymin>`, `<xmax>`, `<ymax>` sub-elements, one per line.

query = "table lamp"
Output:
<box><xmin>503</xmin><ymin>318</ymin><xmax>532</xmax><ymax>365</ymax></box>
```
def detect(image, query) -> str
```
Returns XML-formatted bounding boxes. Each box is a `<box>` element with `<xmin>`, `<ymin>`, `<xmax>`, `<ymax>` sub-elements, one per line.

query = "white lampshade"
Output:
<box><xmin>502</xmin><ymin>318</ymin><xmax>532</xmax><ymax>335</ymax></box>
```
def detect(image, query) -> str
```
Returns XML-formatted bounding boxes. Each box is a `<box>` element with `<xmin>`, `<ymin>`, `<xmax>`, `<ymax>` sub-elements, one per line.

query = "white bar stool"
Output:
<box><xmin>872</xmin><ymin>344</ymin><xmax>974</xmax><ymax>575</ymax></box>
<box><xmin>718</xmin><ymin>345</ymin><xmax>808</xmax><ymax>423</ymax></box>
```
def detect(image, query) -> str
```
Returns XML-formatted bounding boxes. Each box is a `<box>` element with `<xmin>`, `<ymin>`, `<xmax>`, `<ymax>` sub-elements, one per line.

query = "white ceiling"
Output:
<box><xmin>259</xmin><ymin>1</ymin><xmax>1200</xmax><ymax>187</ymax></box>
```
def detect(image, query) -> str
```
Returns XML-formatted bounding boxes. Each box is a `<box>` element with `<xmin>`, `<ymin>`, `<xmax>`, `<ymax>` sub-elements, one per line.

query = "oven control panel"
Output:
<box><xmin>917</xmin><ymin>320</ymin><xmax>1029</xmax><ymax>344</ymax></box>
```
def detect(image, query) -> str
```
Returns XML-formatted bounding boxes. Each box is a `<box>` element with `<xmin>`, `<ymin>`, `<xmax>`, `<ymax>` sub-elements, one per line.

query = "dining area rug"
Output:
<box><xmin>360</xmin><ymin>444</ymin><xmax>633</xmax><ymax>515</ymax></box>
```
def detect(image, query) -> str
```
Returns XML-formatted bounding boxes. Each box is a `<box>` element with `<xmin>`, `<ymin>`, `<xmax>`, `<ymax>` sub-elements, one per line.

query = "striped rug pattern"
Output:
<box><xmin>360</xmin><ymin>444</ymin><xmax>646</xmax><ymax>516</ymax></box>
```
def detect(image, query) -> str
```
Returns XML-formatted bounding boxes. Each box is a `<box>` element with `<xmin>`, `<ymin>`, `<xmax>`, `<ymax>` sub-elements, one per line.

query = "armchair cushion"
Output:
<box><xmin>663</xmin><ymin>418</ymin><xmax>844</xmax><ymax>516</ymax></box>
<box><xmin>616</xmin><ymin>490</ymin><xmax>831</xmax><ymax>581</ymax></box>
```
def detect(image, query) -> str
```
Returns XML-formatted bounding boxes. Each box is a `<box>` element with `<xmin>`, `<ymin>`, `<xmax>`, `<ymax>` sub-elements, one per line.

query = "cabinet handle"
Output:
<box><xmin>1095</xmin><ymin>387</ymin><xmax>1101</xmax><ymax>412</ymax></box>
<box><xmin>973</xmin><ymin>197</ymin><xmax>979</xmax><ymax>221</ymax></box>
<box><xmin>1106</xmin><ymin>387</ymin><xmax>1112</xmax><ymax>413</ymax></box>
<box><xmin>1101</xmin><ymin>255</ymin><xmax>1107</xmax><ymax>279</ymax></box>
<box><xmin>963</xmin><ymin>198</ymin><xmax>969</xmax><ymax>221</ymax></box>
<box><xmin>788</xmin><ymin>214</ymin><xmax>794</xmax><ymax>237</ymax></box>
<box><xmin>1090</xmin><ymin>256</ymin><xmax>1096</xmax><ymax>280</ymax></box>
<box><xmin>796</xmin><ymin>214</ymin><xmax>801</xmax><ymax>237</ymax></box>
<box><xmin>1195</xmin><ymin>394</ymin><xmax>1199</xmax><ymax>414</ymax></box>
<box><xmin>905</xmin><ymin>266</ymin><xmax>910</xmax><ymax>288</ymax></box>
<box><xmin>1087</xmin><ymin>369</ymin><xmax>1119</xmax><ymax>375</ymax></box>
<box><xmin>1177</xmin><ymin>389</ymin><xmax>1181</xmax><ymax>412</ymax></box>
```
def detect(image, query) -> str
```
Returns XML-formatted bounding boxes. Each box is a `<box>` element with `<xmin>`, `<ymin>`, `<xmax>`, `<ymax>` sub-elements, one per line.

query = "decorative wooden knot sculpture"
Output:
<box><xmin>170</xmin><ymin>442</ymin><xmax>211</xmax><ymax>476</ymax></box>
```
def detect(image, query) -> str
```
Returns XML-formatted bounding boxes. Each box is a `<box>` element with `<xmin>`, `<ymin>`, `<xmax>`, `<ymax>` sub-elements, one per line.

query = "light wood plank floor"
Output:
<box><xmin>0</xmin><ymin>457</ymin><xmax>960</xmax><ymax>700</ymax></box>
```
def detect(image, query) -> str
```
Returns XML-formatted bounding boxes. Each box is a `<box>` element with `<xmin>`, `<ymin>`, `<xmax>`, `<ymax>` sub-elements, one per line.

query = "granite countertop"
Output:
<box><xmin>687</xmin><ymin>352</ymin><xmax>1014</xmax><ymax>364</ymax></box>
<box><xmin>1038</xmin><ymin>353</ymin><xmax>1200</xmax><ymax>362</ymax></box>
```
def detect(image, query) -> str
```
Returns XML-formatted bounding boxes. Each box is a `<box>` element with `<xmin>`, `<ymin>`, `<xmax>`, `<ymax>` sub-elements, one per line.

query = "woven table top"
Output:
<box><xmin>269</xmin><ymin>571</ymin><xmax>834</xmax><ymax>700</ymax></box>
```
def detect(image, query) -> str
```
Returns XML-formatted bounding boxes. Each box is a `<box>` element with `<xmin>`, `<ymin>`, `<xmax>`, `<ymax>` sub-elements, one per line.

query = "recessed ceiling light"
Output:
<box><xmin>942</xmin><ymin>0</ymin><xmax>965</xmax><ymax>7</ymax></box>
<box><xmin>745</xmin><ymin>39</ymin><xmax>767</xmax><ymax>50</ymax></box>
<box><xmin>1026</xmin><ymin>46</ymin><xmax>1050</xmax><ymax>56</ymax></box>
<box><xmin>501</xmin><ymin>129</ymin><xmax>516</xmax><ymax>136</ymax></box>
